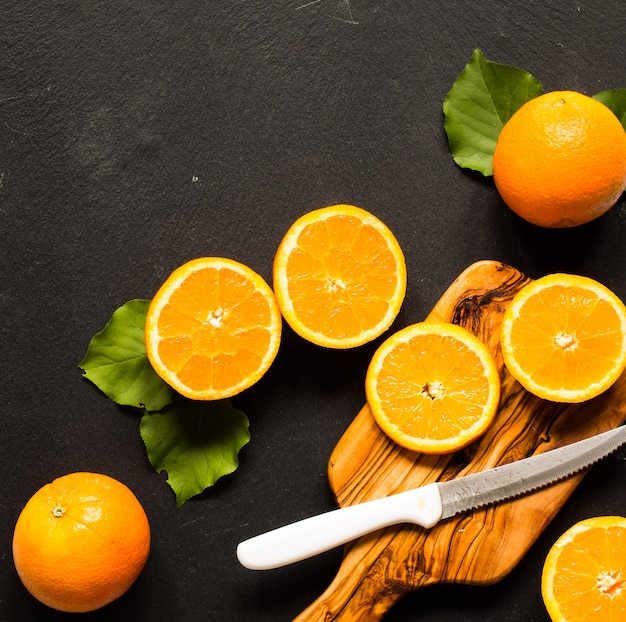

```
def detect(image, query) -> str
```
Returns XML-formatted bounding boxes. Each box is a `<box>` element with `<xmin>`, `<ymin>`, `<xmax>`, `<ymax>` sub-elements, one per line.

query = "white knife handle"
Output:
<box><xmin>236</xmin><ymin>483</ymin><xmax>443</xmax><ymax>570</ymax></box>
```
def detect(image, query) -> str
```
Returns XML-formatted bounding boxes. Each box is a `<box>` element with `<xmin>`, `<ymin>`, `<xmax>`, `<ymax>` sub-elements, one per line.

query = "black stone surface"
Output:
<box><xmin>2</xmin><ymin>2</ymin><xmax>626</xmax><ymax>620</ymax></box>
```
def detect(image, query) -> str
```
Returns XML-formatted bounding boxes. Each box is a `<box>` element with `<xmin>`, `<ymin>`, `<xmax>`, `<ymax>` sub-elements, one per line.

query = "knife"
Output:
<box><xmin>237</xmin><ymin>425</ymin><xmax>626</xmax><ymax>570</ymax></box>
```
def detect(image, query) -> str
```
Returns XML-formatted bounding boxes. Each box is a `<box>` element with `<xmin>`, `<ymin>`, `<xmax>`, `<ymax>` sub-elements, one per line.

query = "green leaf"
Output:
<box><xmin>443</xmin><ymin>49</ymin><xmax>544</xmax><ymax>176</ymax></box>
<box><xmin>140</xmin><ymin>400</ymin><xmax>250</xmax><ymax>507</ymax></box>
<box><xmin>593</xmin><ymin>88</ymin><xmax>626</xmax><ymax>130</ymax></box>
<box><xmin>79</xmin><ymin>299</ymin><xmax>174</xmax><ymax>411</ymax></box>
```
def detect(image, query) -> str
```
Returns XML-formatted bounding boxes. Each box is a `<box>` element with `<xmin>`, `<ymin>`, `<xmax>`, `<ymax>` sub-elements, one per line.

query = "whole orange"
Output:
<box><xmin>492</xmin><ymin>90</ymin><xmax>626</xmax><ymax>227</ymax></box>
<box><xmin>12</xmin><ymin>472</ymin><xmax>150</xmax><ymax>613</ymax></box>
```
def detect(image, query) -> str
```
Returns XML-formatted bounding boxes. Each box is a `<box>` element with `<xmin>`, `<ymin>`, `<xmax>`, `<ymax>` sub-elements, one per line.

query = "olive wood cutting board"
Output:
<box><xmin>294</xmin><ymin>260</ymin><xmax>626</xmax><ymax>621</ymax></box>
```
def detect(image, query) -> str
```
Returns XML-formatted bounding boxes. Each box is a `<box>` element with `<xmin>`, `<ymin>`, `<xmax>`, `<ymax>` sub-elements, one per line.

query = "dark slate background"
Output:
<box><xmin>2</xmin><ymin>2</ymin><xmax>625</xmax><ymax>620</ymax></box>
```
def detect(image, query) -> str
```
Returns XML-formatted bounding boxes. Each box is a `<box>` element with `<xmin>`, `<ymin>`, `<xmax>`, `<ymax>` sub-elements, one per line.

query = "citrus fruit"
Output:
<box><xmin>501</xmin><ymin>273</ymin><xmax>626</xmax><ymax>403</ymax></box>
<box><xmin>12</xmin><ymin>472</ymin><xmax>150</xmax><ymax>613</ymax></box>
<box><xmin>541</xmin><ymin>516</ymin><xmax>626</xmax><ymax>621</ymax></box>
<box><xmin>365</xmin><ymin>321</ymin><xmax>500</xmax><ymax>454</ymax></box>
<box><xmin>273</xmin><ymin>204</ymin><xmax>407</xmax><ymax>349</ymax></box>
<box><xmin>145</xmin><ymin>257</ymin><xmax>282</xmax><ymax>400</ymax></box>
<box><xmin>492</xmin><ymin>90</ymin><xmax>626</xmax><ymax>228</ymax></box>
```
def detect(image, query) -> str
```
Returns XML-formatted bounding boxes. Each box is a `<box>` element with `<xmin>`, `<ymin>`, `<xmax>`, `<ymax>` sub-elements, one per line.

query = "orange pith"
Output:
<box><xmin>493</xmin><ymin>90</ymin><xmax>626</xmax><ymax>228</ymax></box>
<box><xmin>273</xmin><ymin>204</ymin><xmax>407</xmax><ymax>349</ymax></box>
<box><xmin>501</xmin><ymin>273</ymin><xmax>626</xmax><ymax>403</ymax></box>
<box><xmin>12</xmin><ymin>472</ymin><xmax>150</xmax><ymax>613</ymax></box>
<box><xmin>542</xmin><ymin>516</ymin><xmax>626</xmax><ymax>621</ymax></box>
<box><xmin>145</xmin><ymin>257</ymin><xmax>282</xmax><ymax>400</ymax></box>
<box><xmin>365</xmin><ymin>321</ymin><xmax>500</xmax><ymax>454</ymax></box>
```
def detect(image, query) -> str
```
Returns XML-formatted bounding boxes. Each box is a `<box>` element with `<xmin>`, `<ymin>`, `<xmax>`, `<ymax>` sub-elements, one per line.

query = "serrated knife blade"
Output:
<box><xmin>439</xmin><ymin>424</ymin><xmax>626</xmax><ymax>519</ymax></box>
<box><xmin>237</xmin><ymin>425</ymin><xmax>626</xmax><ymax>570</ymax></box>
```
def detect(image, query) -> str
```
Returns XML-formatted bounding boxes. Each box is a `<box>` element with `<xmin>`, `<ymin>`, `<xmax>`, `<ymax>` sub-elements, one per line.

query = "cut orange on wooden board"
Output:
<box><xmin>273</xmin><ymin>204</ymin><xmax>407</xmax><ymax>349</ymax></box>
<box><xmin>541</xmin><ymin>516</ymin><xmax>626</xmax><ymax>621</ymax></box>
<box><xmin>501</xmin><ymin>273</ymin><xmax>626</xmax><ymax>403</ymax></box>
<box><xmin>145</xmin><ymin>257</ymin><xmax>282</xmax><ymax>400</ymax></box>
<box><xmin>365</xmin><ymin>321</ymin><xmax>500</xmax><ymax>454</ymax></box>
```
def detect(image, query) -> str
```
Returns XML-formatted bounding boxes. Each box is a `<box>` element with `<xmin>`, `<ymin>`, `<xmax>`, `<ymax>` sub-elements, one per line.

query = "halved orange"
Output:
<box><xmin>365</xmin><ymin>321</ymin><xmax>500</xmax><ymax>454</ymax></box>
<box><xmin>273</xmin><ymin>204</ymin><xmax>407</xmax><ymax>349</ymax></box>
<box><xmin>145</xmin><ymin>257</ymin><xmax>282</xmax><ymax>400</ymax></box>
<box><xmin>541</xmin><ymin>516</ymin><xmax>626</xmax><ymax>621</ymax></box>
<box><xmin>501</xmin><ymin>273</ymin><xmax>626</xmax><ymax>403</ymax></box>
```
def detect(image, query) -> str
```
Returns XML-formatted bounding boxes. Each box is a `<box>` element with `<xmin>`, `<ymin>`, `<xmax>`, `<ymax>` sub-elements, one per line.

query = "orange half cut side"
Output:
<box><xmin>145</xmin><ymin>257</ymin><xmax>282</xmax><ymax>400</ymax></box>
<box><xmin>501</xmin><ymin>273</ymin><xmax>626</xmax><ymax>403</ymax></box>
<box><xmin>365</xmin><ymin>321</ymin><xmax>501</xmax><ymax>454</ymax></box>
<box><xmin>542</xmin><ymin>516</ymin><xmax>626</xmax><ymax>621</ymax></box>
<box><xmin>273</xmin><ymin>204</ymin><xmax>407</xmax><ymax>349</ymax></box>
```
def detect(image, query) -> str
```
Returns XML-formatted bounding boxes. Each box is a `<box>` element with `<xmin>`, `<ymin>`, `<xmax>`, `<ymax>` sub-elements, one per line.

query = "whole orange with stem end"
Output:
<box><xmin>493</xmin><ymin>91</ymin><xmax>626</xmax><ymax>228</ymax></box>
<box><xmin>12</xmin><ymin>472</ymin><xmax>150</xmax><ymax>613</ymax></box>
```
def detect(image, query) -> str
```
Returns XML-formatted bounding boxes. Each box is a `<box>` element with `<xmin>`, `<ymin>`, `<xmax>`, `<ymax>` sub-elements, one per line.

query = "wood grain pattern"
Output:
<box><xmin>294</xmin><ymin>260</ymin><xmax>626</xmax><ymax>621</ymax></box>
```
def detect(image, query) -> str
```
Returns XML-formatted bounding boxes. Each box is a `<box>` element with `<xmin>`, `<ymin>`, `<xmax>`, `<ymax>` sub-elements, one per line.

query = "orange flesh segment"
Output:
<box><xmin>366</xmin><ymin>322</ymin><xmax>500</xmax><ymax>454</ymax></box>
<box><xmin>286</xmin><ymin>215</ymin><xmax>400</xmax><ymax>339</ymax></box>
<box><xmin>375</xmin><ymin>333</ymin><xmax>493</xmax><ymax>440</ymax></box>
<box><xmin>502</xmin><ymin>274</ymin><xmax>626</xmax><ymax>402</ymax></box>
<box><xmin>273</xmin><ymin>205</ymin><xmax>407</xmax><ymax>349</ymax></box>
<box><xmin>542</xmin><ymin>517</ymin><xmax>626</xmax><ymax>621</ymax></box>
<box><xmin>509</xmin><ymin>286</ymin><xmax>624</xmax><ymax>392</ymax></box>
<box><xmin>146</xmin><ymin>258</ymin><xmax>281</xmax><ymax>399</ymax></box>
<box><xmin>156</xmin><ymin>268</ymin><xmax>272</xmax><ymax>391</ymax></box>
